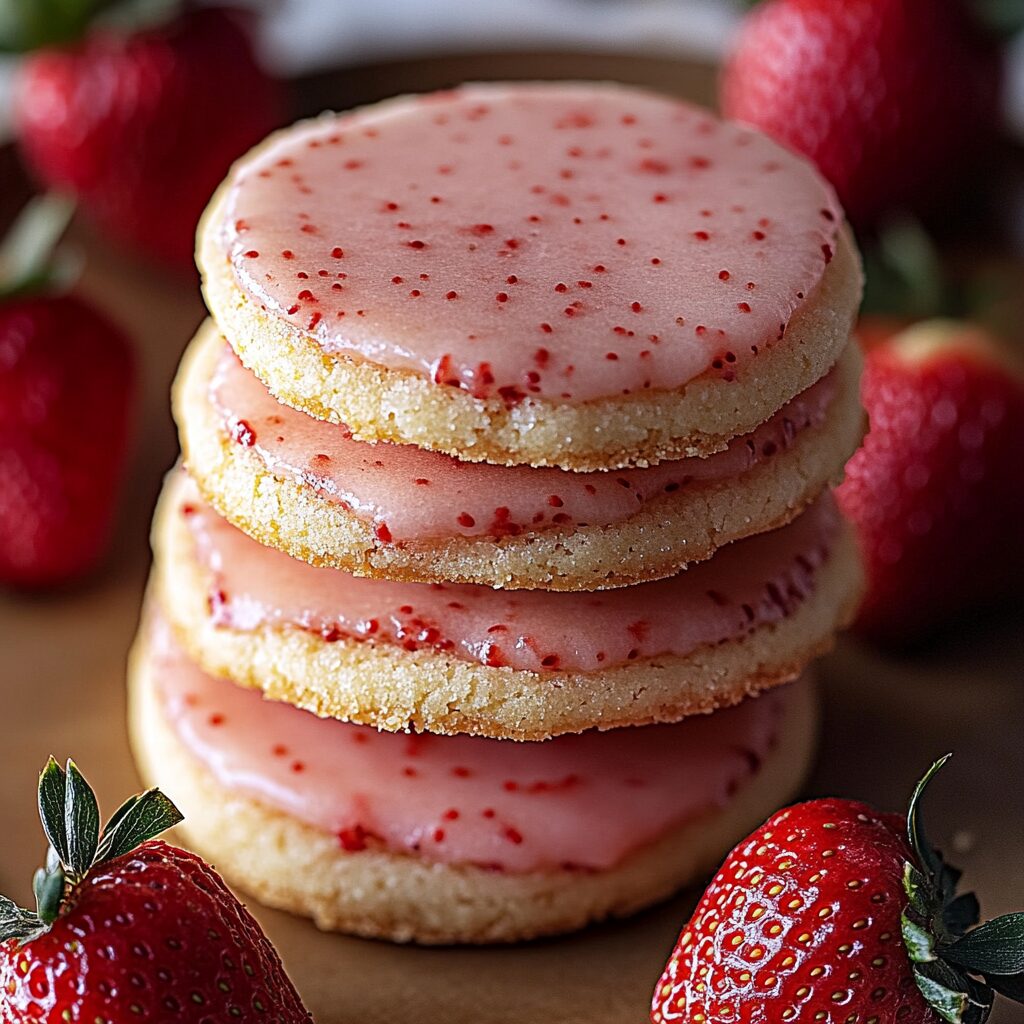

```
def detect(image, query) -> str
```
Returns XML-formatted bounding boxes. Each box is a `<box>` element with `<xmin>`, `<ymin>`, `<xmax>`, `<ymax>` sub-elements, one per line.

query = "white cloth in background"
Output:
<box><xmin>260</xmin><ymin>0</ymin><xmax>739</xmax><ymax>73</ymax></box>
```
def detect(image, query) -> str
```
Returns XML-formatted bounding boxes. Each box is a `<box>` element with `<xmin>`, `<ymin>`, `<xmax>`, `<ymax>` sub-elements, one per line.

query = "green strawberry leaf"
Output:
<box><xmin>861</xmin><ymin>218</ymin><xmax>947</xmax><ymax>320</ymax></box>
<box><xmin>0</xmin><ymin>193</ymin><xmax>77</xmax><ymax>302</ymax></box>
<box><xmin>94</xmin><ymin>788</ymin><xmax>183</xmax><ymax>865</ymax></box>
<box><xmin>907</xmin><ymin>754</ymin><xmax>952</xmax><ymax>885</ymax></box>
<box><xmin>97</xmin><ymin>792</ymin><xmax>142</xmax><ymax>841</ymax></box>
<box><xmin>938</xmin><ymin>861</ymin><xmax>966</xmax><ymax>905</ymax></box>
<box><xmin>970</xmin><ymin>0</ymin><xmax>1024</xmax><ymax>38</ymax></box>
<box><xmin>0</xmin><ymin>0</ymin><xmax>120</xmax><ymax>51</ymax></box>
<box><xmin>1</xmin><ymin>760</ymin><xmax>185</xmax><ymax>946</ymax></box>
<box><xmin>945</xmin><ymin>914</ymin><xmax>1024</xmax><ymax>976</ymax></box>
<box><xmin>913</xmin><ymin>960</ymin><xmax>992</xmax><ymax>1024</ymax></box>
<box><xmin>37</xmin><ymin>757</ymin><xmax>70</xmax><ymax>868</ymax></box>
<box><xmin>944</xmin><ymin>892</ymin><xmax>983</xmax><ymax>939</ymax></box>
<box><xmin>0</xmin><ymin>0</ymin><xmax>182</xmax><ymax>51</ymax></box>
<box><xmin>983</xmin><ymin>972</ymin><xmax>1024</xmax><ymax>1001</ymax></box>
<box><xmin>31</xmin><ymin>861</ymin><xmax>65</xmax><ymax>925</ymax></box>
<box><xmin>0</xmin><ymin>895</ymin><xmax>42</xmax><ymax>944</ymax></box>
<box><xmin>64</xmin><ymin>760</ymin><xmax>100</xmax><ymax>879</ymax></box>
<box><xmin>904</xmin><ymin>862</ymin><xmax>932</xmax><ymax>917</ymax></box>
<box><xmin>903</xmin><ymin>911</ymin><xmax>938</xmax><ymax>963</ymax></box>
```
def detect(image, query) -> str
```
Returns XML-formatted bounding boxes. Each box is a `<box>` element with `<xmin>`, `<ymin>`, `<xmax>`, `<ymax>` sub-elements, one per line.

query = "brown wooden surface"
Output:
<box><xmin>1</xmin><ymin>52</ymin><xmax>1023</xmax><ymax>1023</ymax></box>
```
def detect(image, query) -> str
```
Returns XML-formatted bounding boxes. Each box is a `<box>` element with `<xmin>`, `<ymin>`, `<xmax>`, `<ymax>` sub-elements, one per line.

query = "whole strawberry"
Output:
<box><xmin>835</xmin><ymin>319</ymin><xmax>1024</xmax><ymax>644</ymax></box>
<box><xmin>0</xmin><ymin>758</ymin><xmax>311</xmax><ymax>1023</ymax></box>
<box><xmin>652</xmin><ymin>757</ymin><xmax>1024</xmax><ymax>1024</ymax></box>
<box><xmin>721</xmin><ymin>0</ymin><xmax>1001</xmax><ymax>225</ymax></box>
<box><xmin>13</xmin><ymin>4</ymin><xmax>283</xmax><ymax>269</ymax></box>
<box><xmin>0</xmin><ymin>198</ymin><xmax>135</xmax><ymax>588</ymax></box>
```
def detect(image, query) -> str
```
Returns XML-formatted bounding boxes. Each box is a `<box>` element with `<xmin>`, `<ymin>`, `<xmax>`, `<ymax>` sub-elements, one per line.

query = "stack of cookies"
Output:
<box><xmin>129</xmin><ymin>82</ymin><xmax>865</xmax><ymax>944</ymax></box>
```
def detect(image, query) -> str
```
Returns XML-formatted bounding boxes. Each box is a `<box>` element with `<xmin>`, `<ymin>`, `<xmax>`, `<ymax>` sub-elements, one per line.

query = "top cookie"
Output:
<box><xmin>199</xmin><ymin>81</ymin><xmax>861</xmax><ymax>470</ymax></box>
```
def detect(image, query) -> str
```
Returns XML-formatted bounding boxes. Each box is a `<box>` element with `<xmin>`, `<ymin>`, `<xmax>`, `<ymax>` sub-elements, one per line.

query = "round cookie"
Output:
<box><xmin>155</xmin><ymin>469</ymin><xmax>862</xmax><ymax>740</ymax></box>
<box><xmin>177</xmin><ymin>320</ymin><xmax>864</xmax><ymax>590</ymax></box>
<box><xmin>198</xmin><ymin>81</ymin><xmax>862</xmax><ymax>471</ymax></box>
<box><xmin>129</xmin><ymin>614</ymin><xmax>817</xmax><ymax>944</ymax></box>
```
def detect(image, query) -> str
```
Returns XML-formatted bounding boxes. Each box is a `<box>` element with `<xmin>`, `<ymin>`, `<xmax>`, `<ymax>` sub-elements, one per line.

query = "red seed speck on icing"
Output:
<box><xmin>338</xmin><ymin>825</ymin><xmax>373</xmax><ymax>851</ymax></box>
<box><xmin>224</xmin><ymin>83</ymin><xmax>842</xmax><ymax>402</ymax></box>
<box><xmin>152</xmin><ymin>615</ymin><xmax>802</xmax><ymax>873</ymax></box>
<box><xmin>230</xmin><ymin>419</ymin><xmax>256</xmax><ymax>446</ymax></box>
<box><xmin>184</xmin><ymin>453</ymin><xmax>840</xmax><ymax>674</ymax></box>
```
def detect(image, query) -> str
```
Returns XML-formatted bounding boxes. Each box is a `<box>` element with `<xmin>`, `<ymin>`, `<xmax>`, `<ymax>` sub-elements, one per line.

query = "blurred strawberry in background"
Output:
<box><xmin>9</xmin><ymin>2</ymin><xmax>284</xmax><ymax>271</ymax></box>
<box><xmin>836</xmin><ymin>319</ymin><xmax>1024</xmax><ymax>645</ymax></box>
<box><xmin>721</xmin><ymin>0</ymin><xmax>1002</xmax><ymax>228</ymax></box>
<box><xmin>722</xmin><ymin>0</ymin><xmax>1024</xmax><ymax>644</ymax></box>
<box><xmin>0</xmin><ymin>197</ymin><xmax>135</xmax><ymax>588</ymax></box>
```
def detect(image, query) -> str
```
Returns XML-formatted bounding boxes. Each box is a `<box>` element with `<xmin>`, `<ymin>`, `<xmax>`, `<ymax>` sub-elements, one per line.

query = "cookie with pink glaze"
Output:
<box><xmin>153</xmin><ymin>470</ymin><xmax>861</xmax><ymax>739</ymax></box>
<box><xmin>176</xmin><ymin>321</ymin><xmax>864</xmax><ymax>589</ymax></box>
<box><xmin>129</xmin><ymin>611</ymin><xmax>817</xmax><ymax>943</ymax></box>
<box><xmin>198</xmin><ymin>81</ymin><xmax>861</xmax><ymax>471</ymax></box>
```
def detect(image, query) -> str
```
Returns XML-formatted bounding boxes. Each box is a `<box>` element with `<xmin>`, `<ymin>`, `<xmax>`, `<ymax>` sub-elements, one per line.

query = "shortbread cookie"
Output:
<box><xmin>130</xmin><ymin>614</ymin><xmax>817</xmax><ymax>943</ymax></box>
<box><xmin>177</xmin><ymin>320</ymin><xmax>864</xmax><ymax>589</ymax></box>
<box><xmin>155</xmin><ymin>470</ymin><xmax>862</xmax><ymax>739</ymax></box>
<box><xmin>198</xmin><ymin>81</ymin><xmax>861</xmax><ymax>470</ymax></box>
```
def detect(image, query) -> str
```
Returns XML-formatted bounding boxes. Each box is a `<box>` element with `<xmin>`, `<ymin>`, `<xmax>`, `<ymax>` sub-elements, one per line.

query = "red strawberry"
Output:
<box><xmin>0</xmin><ymin>758</ymin><xmax>311</xmax><ymax>1023</ymax></box>
<box><xmin>13</xmin><ymin>5</ymin><xmax>283</xmax><ymax>269</ymax></box>
<box><xmin>720</xmin><ymin>0</ymin><xmax>1001</xmax><ymax>225</ymax></box>
<box><xmin>652</xmin><ymin>757</ymin><xmax>1024</xmax><ymax>1024</ymax></box>
<box><xmin>835</xmin><ymin>319</ymin><xmax>1024</xmax><ymax>643</ymax></box>
<box><xmin>0</xmin><ymin>198</ymin><xmax>135</xmax><ymax>588</ymax></box>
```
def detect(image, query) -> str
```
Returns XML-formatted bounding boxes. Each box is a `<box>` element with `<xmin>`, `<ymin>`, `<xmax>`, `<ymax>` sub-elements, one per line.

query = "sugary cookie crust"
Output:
<box><xmin>177</xmin><ymin>322</ymin><xmax>865</xmax><ymax>590</ymax></box>
<box><xmin>129</xmin><ymin>629</ymin><xmax>816</xmax><ymax>944</ymax></box>
<box><xmin>198</xmin><ymin>181</ymin><xmax>861</xmax><ymax>471</ymax></box>
<box><xmin>153</xmin><ymin>471</ymin><xmax>863</xmax><ymax>740</ymax></box>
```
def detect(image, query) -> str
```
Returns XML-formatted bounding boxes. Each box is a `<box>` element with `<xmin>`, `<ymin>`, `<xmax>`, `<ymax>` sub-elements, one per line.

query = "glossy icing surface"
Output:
<box><xmin>221</xmin><ymin>82</ymin><xmax>841</xmax><ymax>402</ymax></box>
<box><xmin>179</xmin><ymin>478</ymin><xmax>839</xmax><ymax>673</ymax></box>
<box><xmin>210</xmin><ymin>341</ymin><xmax>838</xmax><ymax>542</ymax></box>
<box><xmin>151</xmin><ymin>617</ymin><xmax>791</xmax><ymax>872</ymax></box>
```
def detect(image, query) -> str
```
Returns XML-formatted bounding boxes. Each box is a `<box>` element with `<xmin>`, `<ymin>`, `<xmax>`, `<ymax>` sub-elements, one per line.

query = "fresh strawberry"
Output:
<box><xmin>720</xmin><ymin>0</ymin><xmax>1001</xmax><ymax>225</ymax></box>
<box><xmin>13</xmin><ymin>4</ymin><xmax>283</xmax><ymax>269</ymax></box>
<box><xmin>0</xmin><ymin>758</ymin><xmax>311</xmax><ymax>1023</ymax></box>
<box><xmin>0</xmin><ymin>197</ymin><xmax>135</xmax><ymax>588</ymax></box>
<box><xmin>835</xmin><ymin>319</ymin><xmax>1024</xmax><ymax>644</ymax></box>
<box><xmin>652</xmin><ymin>757</ymin><xmax>1024</xmax><ymax>1024</ymax></box>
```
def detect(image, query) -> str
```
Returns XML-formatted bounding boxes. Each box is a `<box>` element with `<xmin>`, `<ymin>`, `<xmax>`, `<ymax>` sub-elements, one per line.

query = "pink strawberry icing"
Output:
<box><xmin>150</xmin><ymin>615</ymin><xmax>794</xmax><ymax>872</ymax></box>
<box><xmin>210</xmin><ymin>342</ymin><xmax>838</xmax><ymax>543</ymax></box>
<box><xmin>220</xmin><ymin>82</ymin><xmax>842</xmax><ymax>403</ymax></box>
<box><xmin>178</xmin><ymin>479</ymin><xmax>839</xmax><ymax>673</ymax></box>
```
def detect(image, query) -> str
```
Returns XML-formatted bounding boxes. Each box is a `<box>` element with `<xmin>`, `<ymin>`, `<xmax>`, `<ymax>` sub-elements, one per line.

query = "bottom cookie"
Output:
<box><xmin>129</xmin><ymin>610</ymin><xmax>818</xmax><ymax>944</ymax></box>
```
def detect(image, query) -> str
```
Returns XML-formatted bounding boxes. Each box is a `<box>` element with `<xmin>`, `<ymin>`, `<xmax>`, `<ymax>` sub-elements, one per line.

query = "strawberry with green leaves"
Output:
<box><xmin>835</xmin><ymin>319</ymin><xmax>1024</xmax><ymax>644</ymax></box>
<box><xmin>0</xmin><ymin>197</ymin><xmax>135</xmax><ymax>589</ymax></box>
<box><xmin>10</xmin><ymin>1</ymin><xmax>283</xmax><ymax>269</ymax></box>
<box><xmin>651</xmin><ymin>757</ymin><xmax>1024</xmax><ymax>1024</ymax></box>
<box><xmin>0</xmin><ymin>758</ymin><xmax>311</xmax><ymax>1023</ymax></box>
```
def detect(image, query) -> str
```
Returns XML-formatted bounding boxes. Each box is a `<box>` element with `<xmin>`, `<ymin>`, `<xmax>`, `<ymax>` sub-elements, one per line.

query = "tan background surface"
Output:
<box><xmin>1</xmin><ymin>53</ymin><xmax>1022</xmax><ymax>1023</ymax></box>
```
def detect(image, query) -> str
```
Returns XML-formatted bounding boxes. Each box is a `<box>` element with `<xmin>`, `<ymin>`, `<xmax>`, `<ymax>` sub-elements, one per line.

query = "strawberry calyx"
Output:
<box><xmin>0</xmin><ymin>757</ymin><xmax>182</xmax><ymax>945</ymax></box>
<box><xmin>900</xmin><ymin>755</ymin><xmax>1024</xmax><ymax>1023</ymax></box>
<box><xmin>0</xmin><ymin>194</ymin><xmax>78</xmax><ymax>303</ymax></box>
